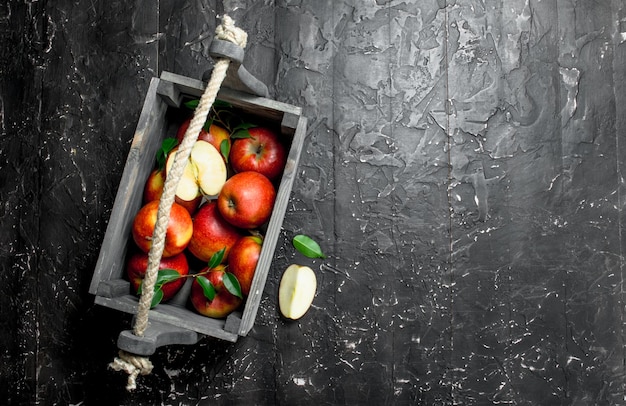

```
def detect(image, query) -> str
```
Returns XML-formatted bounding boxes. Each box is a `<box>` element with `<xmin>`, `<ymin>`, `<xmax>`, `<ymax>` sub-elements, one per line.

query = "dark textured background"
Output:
<box><xmin>1</xmin><ymin>1</ymin><xmax>625</xmax><ymax>404</ymax></box>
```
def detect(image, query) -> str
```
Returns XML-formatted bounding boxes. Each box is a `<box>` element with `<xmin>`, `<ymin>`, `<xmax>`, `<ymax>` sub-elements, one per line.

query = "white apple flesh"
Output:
<box><xmin>278</xmin><ymin>264</ymin><xmax>317</xmax><ymax>320</ymax></box>
<box><xmin>166</xmin><ymin>140</ymin><xmax>227</xmax><ymax>201</ymax></box>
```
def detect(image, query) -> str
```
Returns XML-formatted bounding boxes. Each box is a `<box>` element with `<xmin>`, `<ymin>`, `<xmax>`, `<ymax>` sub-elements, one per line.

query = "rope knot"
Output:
<box><xmin>109</xmin><ymin>351</ymin><xmax>154</xmax><ymax>391</ymax></box>
<box><xmin>215</xmin><ymin>15</ymin><xmax>248</xmax><ymax>48</ymax></box>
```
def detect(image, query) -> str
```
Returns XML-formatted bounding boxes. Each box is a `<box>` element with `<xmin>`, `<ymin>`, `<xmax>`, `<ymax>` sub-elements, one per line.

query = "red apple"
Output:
<box><xmin>187</xmin><ymin>201</ymin><xmax>243</xmax><ymax>263</ymax></box>
<box><xmin>143</xmin><ymin>168</ymin><xmax>201</xmax><ymax>215</ymax></box>
<box><xmin>176</xmin><ymin>118</ymin><xmax>230</xmax><ymax>158</ymax></box>
<box><xmin>190</xmin><ymin>265</ymin><xmax>243</xmax><ymax>318</ymax></box>
<box><xmin>217</xmin><ymin>171</ymin><xmax>276</xmax><ymax>229</ymax></box>
<box><xmin>228</xmin><ymin>235</ymin><xmax>262</xmax><ymax>297</ymax></box>
<box><xmin>126</xmin><ymin>251</ymin><xmax>189</xmax><ymax>301</ymax></box>
<box><xmin>229</xmin><ymin>127</ymin><xmax>287</xmax><ymax>180</ymax></box>
<box><xmin>131</xmin><ymin>200</ymin><xmax>193</xmax><ymax>258</ymax></box>
<box><xmin>143</xmin><ymin>168</ymin><xmax>165</xmax><ymax>203</ymax></box>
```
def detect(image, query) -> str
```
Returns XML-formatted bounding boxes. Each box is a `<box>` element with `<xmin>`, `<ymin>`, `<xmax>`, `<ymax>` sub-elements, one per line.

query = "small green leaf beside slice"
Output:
<box><xmin>292</xmin><ymin>234</ymin><xmax>326</xmax><ymax>259</ymax></box>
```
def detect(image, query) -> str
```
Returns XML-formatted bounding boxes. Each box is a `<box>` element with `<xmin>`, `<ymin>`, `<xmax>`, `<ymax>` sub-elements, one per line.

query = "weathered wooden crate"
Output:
<box><xmin>89</xmin><ymin>71</ymin><xmax>306</xmax><ymax>343</ymax></box>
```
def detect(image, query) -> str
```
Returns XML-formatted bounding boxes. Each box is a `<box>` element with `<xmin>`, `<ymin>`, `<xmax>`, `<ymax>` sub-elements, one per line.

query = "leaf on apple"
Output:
<box><xmin>184</xmin><ymin>99</ymin><xmax>199</xmax><ymax>109</ymax></box>
<box><xmin>207</xmin><ymin>247</ymin><xmax>226</xmax><ymax>270</ymax></box>
<box><xmin>250</xmin><ymin>234</ymin><xmax>263</xmax><ymax>245</ymax></box>
<box><xmin>203</xmin><ymin>117</ymin><xmax>213</xmax><ymax>132</ymax></box>
<box><xmin>231</xmin><ymin>123</ymin><xmax>257</xmax><ymax>140</ymax></box>
<box><xmin>155</xmin><ymin>268</ymin><xmax>183</xmax><ymax>285</ymax></box>
<box><xmin>184</xmin><ymin>99</ymin><xmax>231</xmax><ymax>110</ymax></box>
<box><xmin>156</xmin><ymin>137</ymin><xmax>178</xmax><ymax>170</ymax></box>
<box><xmin>213</xmin><ymin>100</ymin><xmax>232</xmax><ymax>109</ymax></box>
<box><xmin>137</xmin><ymin>268</ymin><xmax>182</xmax><ymax>308</ymax></box>
<box><xmin>197</xmin><ymin>275</ymin><xmax>216</xmax><ymax>301</ymax></box>
<box><xmin>292</xmin><ymin>234</ymin><xmax>326</xmax><ymax>259</ymax></box>
<box><xmin>223</xmin><ymin>272</ymin><xmax>243</xmax><ymax>299</ymax></box>
<box><xmin>151</xmin><ymin>288</ymin><xmax>164</xmax><ymax>308</ymax></box>
<box><xmin>220</xmin><ymin>138</ymin><xmax>230</xmax><ymax>162</ymax></box>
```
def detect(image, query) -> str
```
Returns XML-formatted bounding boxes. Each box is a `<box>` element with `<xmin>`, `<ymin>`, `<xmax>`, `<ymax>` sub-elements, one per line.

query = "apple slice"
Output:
<box><xmin>166</xmin><ymin>140</ymin><xmax>227</xmax><ymax>202</ymax></box>
<box><xmin>191</xmin><ymin>140</ymin><xmax>227</xmax><ymax>197</ymax></box>
<box><xmin>278</xmin><ymin>264</ymin><xmax>317</xmax><ymax>320</ymax></box>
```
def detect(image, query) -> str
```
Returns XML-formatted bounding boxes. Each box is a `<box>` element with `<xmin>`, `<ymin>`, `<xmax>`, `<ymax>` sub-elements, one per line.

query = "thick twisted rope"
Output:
<box><xmin>109</xmin><ymin>15</ymin><xmax>248</xmax><ymax>391</ymax></box>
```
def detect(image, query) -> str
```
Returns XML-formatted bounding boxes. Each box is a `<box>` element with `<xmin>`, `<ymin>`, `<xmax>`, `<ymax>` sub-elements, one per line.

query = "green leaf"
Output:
<box><xmin>231</xmin><ymin>129</ymin><xmax>253</xmax><ymax>140</ymax></box>
<box><xmin>231</xmin><ymin>123</ymin><xmax>257</xmax><ymax>140</ymax></box>
<box><xmin>197</xmin><ymin>275</ymin><xmax>216</xmax><ymax>301</ymax></box>
<box><xmin>292</xmin><ymin>234</ymin><xmax>326</xmax><ymax>259</ymax></box>
<box><xmin>156</xmin><ymin>137</ymin><xmax>178</xmax><ymax>170</ymax></box>
<box><xmin>202</xmin><ymin>117</ymin><xmax>214</xmax><ymax>132</ymax></box>
<box><xmin>213</xmin><ymin>99</ymin><xmax>231</xmax><ymax>109</ymax></box>
<box><xmin>155</xmin><ymin>269</ymin><xmax>181</xmax><ymax>287</ymax></box>
<box><xmin>207</xmin><ymin>248</ymin><xmax>226</xmax><ymax>269</ymax></box>
<box><xmin>220</xmin><ymin>138</ymin><xmax>230</xmax><ymax>162</ymax></box>
<box><xmin>150</xmin><ymin>288</ymin><xmax>164</xmax><ymax>308</ymax></box>
<box><xmin>184</xmin><ymin>99</ymin><xmax>199</xmax><ymax>109</ymax></box>
<box><xmin>137</xmin><ymin>269</ymin><xmax>180</xmax><ymax>297</ymax></box>
<box><xmin>224</xmin><ymin>272</ymin><xmax>243</xmax><ymax>299</ymax></box>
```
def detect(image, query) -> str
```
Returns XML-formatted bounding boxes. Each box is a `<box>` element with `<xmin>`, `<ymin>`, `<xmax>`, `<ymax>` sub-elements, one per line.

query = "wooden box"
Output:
<box><xmin>89</xmin><ymin>71</ymin><xmax>307</xmax><ymax>343</ymax></box>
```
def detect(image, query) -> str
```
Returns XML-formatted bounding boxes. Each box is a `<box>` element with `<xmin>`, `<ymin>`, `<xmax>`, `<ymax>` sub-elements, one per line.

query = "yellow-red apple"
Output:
<box><xmin>228</xmin><ymin>235</ymin><xmax>262</xmax><ymax>297</ymax></box>
<box><xmin>131</xmin><ymin>200</ymin><xmax>193</xmax><ymax>257</ymax></box>
<box><xmin>143</xmin><ymin>168</ymin><xmax>201</xmax><ymax>215</ymax></box>
<box><xmin>143</xmin><ymin>168</ymin><xmax>165</xmax><ymax>203</ymax></box>
<box><xmin>187</xmin><ymin>201</ymin><xmax>243</xmax><ymax>263</ymax></box>
<box><xmin>217</xmin><ymin>171</ymin><xmax>276</xmax><ymax>229</ymax></box>
<box><xmin>176</xmin><ymin>118</ymin><xmax>230</xmax><ymax>158</ymax></box>
<box><xmin>230</xmin><ymin>127</ymin><xmax>286</xmax><ymax>180</ymax></box>
<box><xmin>190</xmin><ymin>265</ymin><xmax>243</xmax><ymax>318</ymax></box>
<box><xmin>126</xmin><ymin>251</ymin><xmax>189</xmax><ymax>301</ymax></box>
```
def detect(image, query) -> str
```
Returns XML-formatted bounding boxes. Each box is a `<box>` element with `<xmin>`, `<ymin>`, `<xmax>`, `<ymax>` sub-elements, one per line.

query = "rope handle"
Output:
<box><xmin>109</xmin><ymin>15</ymin><xmax>248</xmax><ymax>391</ymax></box>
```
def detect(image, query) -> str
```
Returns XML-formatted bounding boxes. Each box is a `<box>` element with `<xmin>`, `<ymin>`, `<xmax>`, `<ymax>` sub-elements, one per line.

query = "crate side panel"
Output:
<box><xmin>89</xmin><ymin>78</ymin><xmax>168</xmax><ymax>294</ymax></box>
<box><xmin>94</xmin><ymin>295</ymin><xmax>239</xmax><ymax>342</ymax></box>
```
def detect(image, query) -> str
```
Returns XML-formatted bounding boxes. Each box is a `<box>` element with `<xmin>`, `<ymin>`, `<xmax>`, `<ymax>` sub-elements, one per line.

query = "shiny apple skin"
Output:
<box><xmin>217</xmin><ymin>171</ymin><xmax>276</xmax><ymax>229</ymax></box>
<box><xmin>229</xmin><ymin>127</ymin><xmax>286</xmax><ymax>181</ymax></box>
<box><xmin>188</xmin><ymin>201</ymin><xmax>243</xmax><ymax>263</ymax></box>
<box><xmin>228</xmin><ymin>235</ymin><xmax>262</xmax><ymax>297</ymax></box>
<box><xmin>131</xmin><ymin>200</ymin><xmax>193</xmax><ymax>258</ymax></box>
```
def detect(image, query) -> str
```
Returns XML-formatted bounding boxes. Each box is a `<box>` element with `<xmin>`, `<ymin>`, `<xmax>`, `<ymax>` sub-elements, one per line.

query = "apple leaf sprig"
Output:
<box><xmin>139</xmin><ymin>247</ymin><xmax>242</xmax><ymax>309</ymax></box>
<box><xmin>195</xmin><ymin>247</ymin><xmax>242</xmax><ymax>302</ymax></box>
